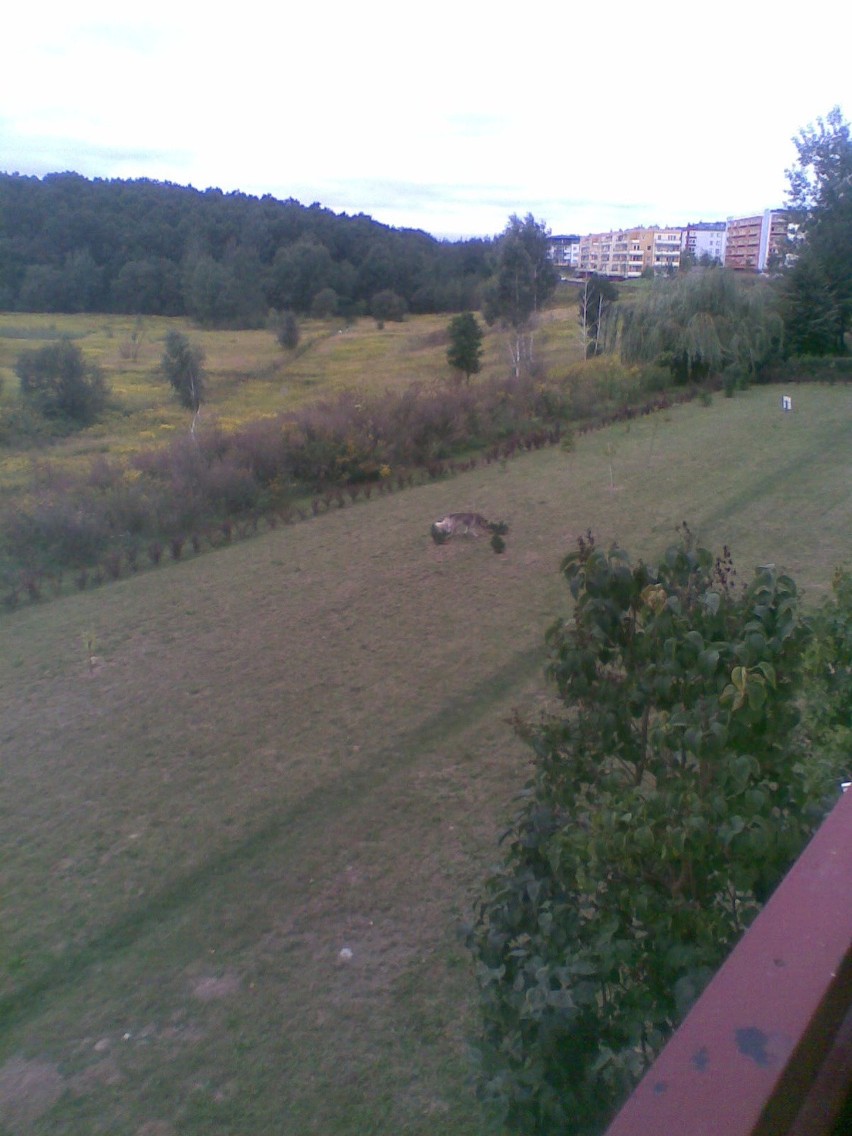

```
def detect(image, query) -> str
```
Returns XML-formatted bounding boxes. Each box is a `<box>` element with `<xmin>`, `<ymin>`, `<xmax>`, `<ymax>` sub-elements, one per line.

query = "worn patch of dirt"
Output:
<box><xmin>191</xmin><ymin>971</ymin><xmax>241</xmax><ymax>1001</ymax></box>
<box><xmin>0</xmin><ymin>1057</ymin><xmax>64</xmax><ymax>1135</ymax></box>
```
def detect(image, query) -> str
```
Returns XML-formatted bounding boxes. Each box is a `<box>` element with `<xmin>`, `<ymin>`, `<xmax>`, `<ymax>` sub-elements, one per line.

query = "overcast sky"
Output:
<box><xmin>2</xmin><ymin>1</ymin><xmax>848</xmax><ymax>241</ymax></box>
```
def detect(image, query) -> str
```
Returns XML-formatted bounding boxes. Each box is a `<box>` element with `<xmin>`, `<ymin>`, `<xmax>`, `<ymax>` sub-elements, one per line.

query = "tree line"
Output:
<box><xmin>0</xmin><ymin>173</ymin><xmax>494</xmax><ymax>325</ymax></box>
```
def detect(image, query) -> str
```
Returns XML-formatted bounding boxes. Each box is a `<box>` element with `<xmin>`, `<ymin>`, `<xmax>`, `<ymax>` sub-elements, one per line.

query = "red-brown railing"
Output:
<box><xmin>604</xmin><ymin>785</ymin><xmax>852</xmax><ymax>1136</ymax></box>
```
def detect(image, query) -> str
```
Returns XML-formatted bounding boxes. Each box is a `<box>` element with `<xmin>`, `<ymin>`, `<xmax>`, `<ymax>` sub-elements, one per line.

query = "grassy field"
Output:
<box><xmin>0</xmin><ymin>384</ymin><xmax>850</xmax><ymax>1135</ymax></box>
<box><xmin>0</xmin><ymin>302</ymin><xmax>586</xmax><ymax>494</ymax></box>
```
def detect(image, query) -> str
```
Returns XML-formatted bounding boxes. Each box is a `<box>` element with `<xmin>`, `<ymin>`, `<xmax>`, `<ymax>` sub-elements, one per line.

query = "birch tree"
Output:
<box><xmin>483</xmin><ymin>215</ymin><xmax>557</xmax><ymax>377</ymax></box>
<box><xmin>160</xmin><ymin>330</ymin><xmax>206</xmax><ymax>432</ymax></box>
<box><xmin>578</xmin><ymin>275</ymin><xmax>618</xmax><ymax>358</ymax></box>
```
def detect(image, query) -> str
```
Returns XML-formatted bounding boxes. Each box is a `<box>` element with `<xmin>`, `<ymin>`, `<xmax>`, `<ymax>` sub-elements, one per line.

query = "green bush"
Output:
<box><xmin>14</xmin><ymin>339</ymin><xmax>109</xmax><ymax>426</ymax></box>
<box><xmin>800</xmin><ymin>568</ymin><xmax>852</xmax><ymax>794</ymax></box>
<box><xmin>467</xmin><ymin>532</ymin><xmax>846</xmax><ymax>1135</ymax></box>
<box><xmin>5</xmin><ymin>497</ymin><xmax>112</xmax><ymax>569</ymax></box>
<box><xmin>0</xmin><ymin>401</ymin><xmax>59</xmax><ymax>445</ymax></box>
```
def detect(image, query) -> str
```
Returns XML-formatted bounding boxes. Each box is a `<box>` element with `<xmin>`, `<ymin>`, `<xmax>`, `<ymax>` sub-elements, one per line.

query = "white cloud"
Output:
<box><xmin>1</xmin><ymin>1</ymin><xmax>849</xmax><ymax>238</ymax></box>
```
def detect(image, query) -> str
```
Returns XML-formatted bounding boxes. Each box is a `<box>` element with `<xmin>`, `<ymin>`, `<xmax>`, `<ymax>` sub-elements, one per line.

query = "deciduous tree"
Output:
<box><xmin>578</xmin><ymin>274</ymin><xmax>618</xmax><ymax>358</ymax></box>
<box><xmin>269</xmin><ymin>237</ymin><xmax>337</xmax><ymax>314</ymax></box>
<box><xmin>160</xmin><ymin>330</ymin><xmax>206</xmax><ymax>422</ymax></box>
<box><xmin>780</xmin><ymin>248</ymin><xmax>841</xmax><ymax>356</ymax></box>
<box><xmin>370</xmin><ymin>289</ymin><xmax>407</xmax><ymax>326</ymax></box>
<box><xmin>483</xmin><ymin>214</ymin><xmax>558</xmax><ymax>376</ymax></box>
<box><xmin>785</xmin><ymin>106</ymin><xmax>852</xmax><ymax>353</ymax></box>
<box><xmin>15</xmin><ymin>340</ymin><xmax>108</xmax><ymax>426</ymax></box>
<box><xmin>310</xmin><ymin>287</ymin><xmax>339</xmax><ymax>319</ymax></box>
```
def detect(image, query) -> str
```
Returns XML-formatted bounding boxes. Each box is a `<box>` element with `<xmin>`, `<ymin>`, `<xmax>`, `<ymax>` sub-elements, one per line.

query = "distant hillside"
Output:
<box><xmin>0</xmin><ymin>172</ymin><xmax>494</xmax><ymax>325</ymax></box>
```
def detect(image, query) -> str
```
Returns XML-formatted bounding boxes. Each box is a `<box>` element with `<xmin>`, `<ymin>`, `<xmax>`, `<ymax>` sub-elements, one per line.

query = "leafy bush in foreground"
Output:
<box><xmin>800</xmin><ymin>568</ymin><xmax>852</xmax><ymax>786</ymax></box>
<box><xmin>467</xmin><ymin>532</ymin><xmax>847</xmax><ymax>1135</ymax></box>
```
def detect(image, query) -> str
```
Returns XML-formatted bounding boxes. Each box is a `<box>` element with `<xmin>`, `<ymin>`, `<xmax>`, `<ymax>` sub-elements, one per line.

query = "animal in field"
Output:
<box><xmin>431</xmin><ymin>512</ymin><xmax>493</xmax><ymax>542</ymax></box>
<box><xmin>430</xmin><ymin>514</ymin><xmax>510</xmax><ymax>556</ymax></box>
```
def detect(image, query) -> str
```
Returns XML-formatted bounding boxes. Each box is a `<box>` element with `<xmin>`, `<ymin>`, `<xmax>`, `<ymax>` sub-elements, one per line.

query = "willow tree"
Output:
<box><xmin>615</xmin><ymin>268</ymin><xmax>783</xmax><ymax>384</ymax></box>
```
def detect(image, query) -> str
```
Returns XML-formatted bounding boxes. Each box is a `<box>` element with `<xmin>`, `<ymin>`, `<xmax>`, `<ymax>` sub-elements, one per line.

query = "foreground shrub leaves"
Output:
<box><xmin>467</xmin><ymin>528</ymin><xmax>849</xmax><ymax>1135</ymax></box>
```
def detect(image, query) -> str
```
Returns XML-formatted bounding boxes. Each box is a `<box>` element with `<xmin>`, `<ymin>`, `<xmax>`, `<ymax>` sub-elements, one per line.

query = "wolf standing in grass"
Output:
<box><xmin>430</xmin><ymin>513</ymin><xmax>509</xmax><ymax>553</ymax></box>
<box><xmin>431</xmin><ymin>513</ymin><xmax>492</xmax><ymax>540</ymax></box>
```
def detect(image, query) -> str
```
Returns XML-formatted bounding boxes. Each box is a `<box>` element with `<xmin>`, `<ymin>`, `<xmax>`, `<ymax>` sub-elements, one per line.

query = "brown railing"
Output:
<box><xmin>604</xmin><ymin>785</ymin><xmax>852</xmax><ymax>1136</ymax></box>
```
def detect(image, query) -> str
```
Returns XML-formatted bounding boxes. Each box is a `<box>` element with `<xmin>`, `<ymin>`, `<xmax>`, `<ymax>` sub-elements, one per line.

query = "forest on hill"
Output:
<box><xmin>0</xmin><ymin>172</ymin><xmax>493</xmax><ymax>325</ymax></box>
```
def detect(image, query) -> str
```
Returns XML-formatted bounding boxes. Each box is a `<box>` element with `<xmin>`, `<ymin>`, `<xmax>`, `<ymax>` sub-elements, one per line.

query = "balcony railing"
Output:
<box><xmin>604</xmin><ymin>785</ymin><xmax>852</xmax><ymax>1136</ymax></box>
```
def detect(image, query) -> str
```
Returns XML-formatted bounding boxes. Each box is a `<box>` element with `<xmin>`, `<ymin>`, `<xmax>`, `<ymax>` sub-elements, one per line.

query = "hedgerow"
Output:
<box><xmin>0</xmin><ymin>361</ymin><xmax>685</xmax><ymax>599</ymax></box>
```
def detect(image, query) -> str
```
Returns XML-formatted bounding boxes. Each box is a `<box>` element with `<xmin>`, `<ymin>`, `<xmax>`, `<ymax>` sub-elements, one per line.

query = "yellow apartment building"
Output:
<box><xmin>578</xmin><ymin>226</ymin><xmax>682</xmax><ymax>277</ymax></box>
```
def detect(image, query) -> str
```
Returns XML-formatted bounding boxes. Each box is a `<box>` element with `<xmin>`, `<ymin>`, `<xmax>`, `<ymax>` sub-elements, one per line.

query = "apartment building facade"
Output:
<box><xmin>563</xmin><ymin>209</ymin><xmax>796</xmax><ymax>277</ymax></box>
<box><xmin>652</xmin><ymin>228</ymin><xmax>682</xmax><ymax>274</ymax></box>
<box><xmin>578</xmin><ymin>226</ymin><xmax>682</xmax><ymax>277</ymax></box>
<box><xmin>724</xmin><ymin>210</ymin><xmax>792</xmax><ymax>271</ymax></box>
<box><xmin>682</xmin><ymin>221</ymin><xmax>726</xmax><ymax>264</ymax></box>
<box><xmin>547</xmin><ymin>234</ymin><xmax>581</xmax><ymax>269</ymax></box>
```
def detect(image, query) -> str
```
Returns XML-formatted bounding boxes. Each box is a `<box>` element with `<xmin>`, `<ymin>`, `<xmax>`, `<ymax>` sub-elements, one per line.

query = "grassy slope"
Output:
<box><xmin>0</xmin><ymin>386</ymin><xmax>850</xmax><ymax>1135</ymax></box>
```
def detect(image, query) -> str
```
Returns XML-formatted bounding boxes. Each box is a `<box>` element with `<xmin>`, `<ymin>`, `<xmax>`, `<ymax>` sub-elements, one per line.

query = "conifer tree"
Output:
<box><xmin>446</xmin><ymin>311</ymin><xmax>484</xmax><ymax>381</ymax></box>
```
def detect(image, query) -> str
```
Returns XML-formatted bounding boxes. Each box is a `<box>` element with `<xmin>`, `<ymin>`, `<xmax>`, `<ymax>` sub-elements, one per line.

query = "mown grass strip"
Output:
<box><xmin>0</xmin><ymin>640</ymin><xmax>543</xmax><ymax>1037</ymax></box>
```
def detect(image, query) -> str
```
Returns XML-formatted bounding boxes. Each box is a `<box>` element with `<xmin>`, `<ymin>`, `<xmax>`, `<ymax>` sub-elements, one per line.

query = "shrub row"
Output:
<box><xmin>762</xmin><ymin>355</ymin><xmax>852</xmax><ymax>384</ymax></box>
<box><xmin>0</xmin><ymin>360</ymin><xmax>687</xmax><ymax>602</ymax></box>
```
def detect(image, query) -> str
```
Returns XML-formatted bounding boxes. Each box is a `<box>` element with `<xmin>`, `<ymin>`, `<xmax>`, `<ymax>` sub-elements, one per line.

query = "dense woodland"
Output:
<box><xmin>0</xmin><ymin>172</ymin><xmax>493</xmax><ymax>323</ymax></box>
